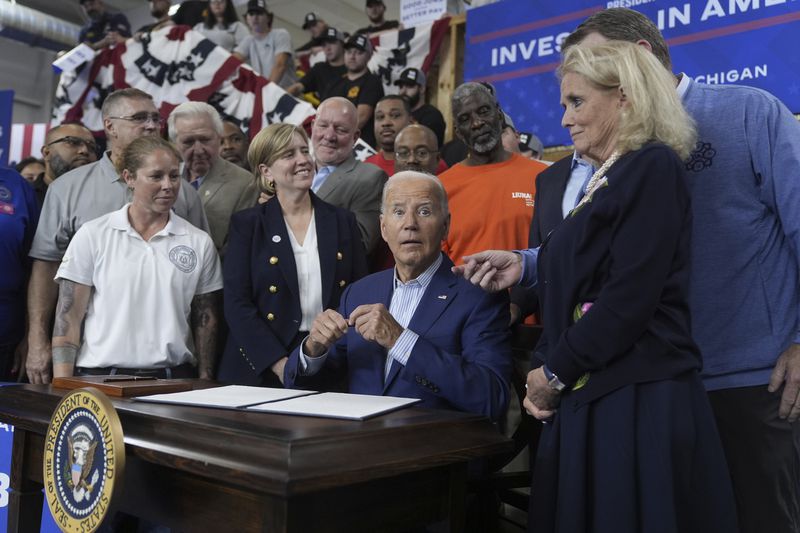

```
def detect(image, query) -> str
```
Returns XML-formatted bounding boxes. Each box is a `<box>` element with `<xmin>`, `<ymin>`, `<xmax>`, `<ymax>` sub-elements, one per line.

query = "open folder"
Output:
<box><xmin>135</xmin><ymin>385</ymin><xmax>421</xmax><ymax>420</ymax></box>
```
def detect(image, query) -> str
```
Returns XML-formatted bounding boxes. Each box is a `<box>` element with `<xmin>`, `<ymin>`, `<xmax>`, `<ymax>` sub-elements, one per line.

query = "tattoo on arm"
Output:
<box><xmin>53</xmin><ymin>280</ymin><xmax>76</xmax><ymax>338</ymax></box>
<box><xmin>191</xmin><ymin>291</ymin><xmax>221</xmax><ymax>376</ymax></box>
<box><xmin>52</xmin><ymin>280</ymin><xmax>91</xmax><ymax>361</ymax></box>
<box><xmin>52</xmin><ymin>345</ymin><xmax>79</xmax><ymax>365</ymax></box>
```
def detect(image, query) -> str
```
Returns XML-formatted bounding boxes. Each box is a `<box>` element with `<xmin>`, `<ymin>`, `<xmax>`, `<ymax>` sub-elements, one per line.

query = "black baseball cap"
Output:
<box><xmin>322</xmin><ymin>27</ymin><xmax>345</xmax><ymax>44</ymax></box>
<box><xmin>246</xmin><ymin>0</ymin><xmax>269</xmax><ymax>15</ymax></box>
<box><xmin>366</xmin><ymin>0</ymin><xmax>384</xmax><ymax>6</ymax></box>
<box><xmin>345</xmin><ymin>34</ymin><xmax>372</xmax><ymax>53</ymax></box>
<box><xmin>519</xmin><ymin>132</ymin><xmax>544</xmax><ymax>156</ymax></box>
<box><xmin>302</xmin><ymin>12</ymin><xmax>318</xmax><ymax>29</ymax></box>
<box><xmin>394</xmin><ymin>67</ymin><xmax>426</xmax><ymax>87</ymax></box>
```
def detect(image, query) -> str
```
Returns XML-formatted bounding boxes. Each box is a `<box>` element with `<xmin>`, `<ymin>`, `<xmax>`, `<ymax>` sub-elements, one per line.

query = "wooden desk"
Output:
<box><xmin>0</xmin><ymin>384</ymin><xmax>511</xmax><ymax>532</ymax></box>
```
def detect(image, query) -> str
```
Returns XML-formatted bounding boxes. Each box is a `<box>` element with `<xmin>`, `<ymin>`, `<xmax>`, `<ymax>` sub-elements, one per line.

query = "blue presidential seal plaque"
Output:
<box><xmin>43</xmin><ymin>388</ymin><xmax>125</xmax><ymax>532</ymax></box>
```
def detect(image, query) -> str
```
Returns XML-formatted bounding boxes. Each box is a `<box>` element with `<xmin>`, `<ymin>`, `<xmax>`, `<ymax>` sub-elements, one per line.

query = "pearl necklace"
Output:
<box><xmin>572</xmin><ymin>150</ymin><xmax>621</xmax><ymax>212</ymax></box>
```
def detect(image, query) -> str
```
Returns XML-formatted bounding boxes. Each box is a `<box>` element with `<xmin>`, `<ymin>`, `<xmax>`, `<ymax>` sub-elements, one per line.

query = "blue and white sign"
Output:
<box><xmin>401</xmin><ymin>0</ymin><xmax>448</xmax><ymax>27</ymax></box>
<box><xmin>0</xmin><ymin>90</ymin><xmax>14</xmax><ymax>167</ymax></box>
<box><xmin>465</xmin><ymin>0</ymin><xmax>800</xmax><ymax>147</ymax></box>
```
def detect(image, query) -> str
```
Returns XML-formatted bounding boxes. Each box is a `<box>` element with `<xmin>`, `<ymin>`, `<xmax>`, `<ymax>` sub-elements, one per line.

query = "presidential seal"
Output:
<box><xmin>168</xmin><ymin>245</ymin><xmax>197</xmax><ymax>273</ymax></box>
<box><xmin>43</xmin><ymin>388</ymin><xmax>125</xmax><ymax>533</ymax></box>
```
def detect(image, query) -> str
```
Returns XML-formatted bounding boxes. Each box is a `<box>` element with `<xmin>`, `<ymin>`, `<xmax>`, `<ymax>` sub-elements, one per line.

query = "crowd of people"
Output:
<box><xmin>3</xmin><ymin>3</ymin><xmax>800</xmax><ymax>533</ymax></box>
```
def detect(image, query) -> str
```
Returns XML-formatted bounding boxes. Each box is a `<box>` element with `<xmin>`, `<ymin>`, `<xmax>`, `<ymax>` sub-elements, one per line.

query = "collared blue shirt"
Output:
<box><xmin>518</xmin><ymin>153</ymin><xmax>593</xmax><ymax>289</ymax></box>
<box><xmin>300</xmin><ymin>254</ymin><xmax>443</xmax><ymax>378</ymax></box>
<box><xmin>384</xmin><ymin>253</ymin><xmax>443</xmax><ymax>376</ymax></box>
<box><xmin>562</xmin><ymin>152</ymin><xmax>595</xmax><ymax>218</ymax></box>
<box><xmin>311</xmin><ymin>165</ymin><xmax>337</xmax><ymax>193</ymax></box>
<box><xmin>676</xmin><ymin>72</ymin><xmax>690</xmax><ymax>99</ymax></box>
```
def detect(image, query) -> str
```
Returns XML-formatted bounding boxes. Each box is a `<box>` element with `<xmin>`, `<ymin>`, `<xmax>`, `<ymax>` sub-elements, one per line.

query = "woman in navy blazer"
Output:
<box><xmin>456</xmin><ymin>43</ymin><xmax>737</xmax><ymax>532</ymax></box>
<box><xmin>218</xmin><ymin>123</ymin><xmax>367</xmax><ymax>387</ymax></box>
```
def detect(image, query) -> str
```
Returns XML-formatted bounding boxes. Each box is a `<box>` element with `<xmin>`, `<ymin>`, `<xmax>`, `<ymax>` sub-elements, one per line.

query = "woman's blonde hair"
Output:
<box><xmin>247</xmin><ymin>123</ymin><xmax>309</xmax><ymax>195</ymax></box>
<box><xmin>558</xmin><ymin>41</ymin><xmax>696</xmax><ymax>160</ymax></box>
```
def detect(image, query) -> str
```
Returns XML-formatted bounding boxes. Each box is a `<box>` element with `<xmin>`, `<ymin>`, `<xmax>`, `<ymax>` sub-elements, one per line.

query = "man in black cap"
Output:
<box><xmin>395</xmin><ymin>67</ymin><xmax>446</xmax><ymax>148</ymax></box>
<box><xmin>518</xmin><ymin>132</ymin><xmax>545</xmax><ymax>161</ymax></box>
<box><xmin>355</xmin><ymin>0</ymin><xmax>400</xmax><ymax>36</ymax></box>
<box><xmin>297</xmin><ymin>12</ymin><xmax>329</xmax><ymax>53</ymax></box>
<box><xmin>322</xmin><ymin>34</ymin><xmax>384</xmax><ymax>149</ymax></box>
<box><xmin>233</xmin><ymin>0</ymin><xmax>298</xmax><ymax>89</ymax></box>
<box><xmin>287</xmin><ymin>27</ymin><xmax>347</xmax><ymax>100</ymax></box>
<box><xmin>500</xmin><ymin>112</ymin><xmax>520</xmax><ymax>154</ymax></box>
<box><xmin>78</xmin><ymin>0</ymin><xmax>131</xmax><ymax>50</ymax></box>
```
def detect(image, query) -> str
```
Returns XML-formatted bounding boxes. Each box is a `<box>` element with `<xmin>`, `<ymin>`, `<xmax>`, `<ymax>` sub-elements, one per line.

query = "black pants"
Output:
<box><xmin>75</xmin><ymin>363</ymin><xmax>197</xmax><ymax>379</ymax></box>
<box><xmin>709</xmin><ymin>385</ymin><xmax>800</xmax><ymax>533</ymax></box>
<box><xmin>0</xmin><ymin>343</ymin><xmax>16</xmax><ymax>382</ymax></box>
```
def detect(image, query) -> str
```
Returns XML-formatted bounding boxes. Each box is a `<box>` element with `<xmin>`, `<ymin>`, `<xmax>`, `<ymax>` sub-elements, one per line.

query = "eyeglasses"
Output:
<box><xmin>107</xmin><ymin>112</ymin><xmax>162</xmax><ymax>125</ymax></box>
<box><xmin>395</xmin><ymin>148</ymin><xmax>435</xmax><ymax>160</ymax></box>
<box><xmin>46</xmin><ymin>136</ymin><xmax>98</xmax><ymax>152</ymax></box>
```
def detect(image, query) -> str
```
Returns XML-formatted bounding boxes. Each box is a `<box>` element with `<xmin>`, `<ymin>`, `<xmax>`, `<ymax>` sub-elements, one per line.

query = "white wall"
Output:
<box><xmin>0</xmin><ymin>35</ymin><xmax>58</xmax><ymax>124</ymax></box>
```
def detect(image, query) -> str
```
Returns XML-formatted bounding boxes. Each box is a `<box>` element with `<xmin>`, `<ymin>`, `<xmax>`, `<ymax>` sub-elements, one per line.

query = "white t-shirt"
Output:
<box><xmin>234</xmin><ymin>28</ymin><xmax>298</xmax><ymax>88</ymax></box>
<box><xmin>55</xmin><ymin>204</ymin><xmax>223</xmax><ymax>369</ymax></box>
<box><xmin>285</xmin><ymin>212</ymin><xmax>323</xmax><ymax>331</ymax></box>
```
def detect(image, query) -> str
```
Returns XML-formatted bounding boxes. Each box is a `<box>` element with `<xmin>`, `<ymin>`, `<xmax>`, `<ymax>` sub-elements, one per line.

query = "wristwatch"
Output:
<box><xmin>542</xmin><ymin>364</ymin><xmax>566</xmax><ymax>392</ymax></box>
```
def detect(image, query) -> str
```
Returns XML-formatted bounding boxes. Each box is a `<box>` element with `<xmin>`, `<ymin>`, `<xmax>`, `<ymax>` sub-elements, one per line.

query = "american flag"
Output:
<box><xmin>368</xmin><ymin>18</ymin><xmax>450</xmax><ymax>96</ymax></box>
<box><xmin>8</xmin><ymin>123</ymin><xmax>50</xmax><ymax>165</ymax></box>
<box><xmin>51</xmin><ymin>25</ymin><xmax>316</xmax><ymax>139</ymax></box>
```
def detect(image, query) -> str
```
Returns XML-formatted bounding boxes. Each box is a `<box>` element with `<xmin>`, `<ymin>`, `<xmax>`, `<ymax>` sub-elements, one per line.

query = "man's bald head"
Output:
<box><xmin>312</xmin><ymin>97</ymin><xmax>360</xmax><ymax>166</ymax></box>
<box><xmin>394</xmin><ymin>124</ymin><xmax>440</xmax><ymax>175</ymax></box>
<box><xmin>42</xmin><ymin>123</ymin><xmax>97</xmax><ymax>182</ymax></box>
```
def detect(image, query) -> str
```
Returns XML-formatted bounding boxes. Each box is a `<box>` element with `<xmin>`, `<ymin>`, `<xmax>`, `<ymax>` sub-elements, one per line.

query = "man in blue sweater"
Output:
<box><xmin>564</xmin><ymin>9</ymin><xmax>800</xmax><ymax>533</ymax></box>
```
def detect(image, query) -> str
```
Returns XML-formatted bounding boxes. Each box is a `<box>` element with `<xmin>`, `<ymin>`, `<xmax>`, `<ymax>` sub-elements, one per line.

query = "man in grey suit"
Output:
<box><xmin>311</xmin><ymin>97</ymin><xmax>387</xmax><ymax>255</ymax></box>
<box><xmin>168</xmin><ymin>102</ymin><xmax>257</xmax><ymax>255</ymax></box>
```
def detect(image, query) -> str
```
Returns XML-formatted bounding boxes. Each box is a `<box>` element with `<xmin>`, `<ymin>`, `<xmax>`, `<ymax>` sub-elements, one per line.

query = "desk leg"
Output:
<box><xmin>446</xmin><ymin>464</ymin><xmax>467</xmax><ymax>533</ymax></box>
<box><xmin>8</xmin><ymin>429</ymin><xmax>43</xmax><ymax>533</ymax></box>
<box><xmin>260</xmin><ymin>495</ymin><xmax>287</xmax><ymax>533</ymax></box>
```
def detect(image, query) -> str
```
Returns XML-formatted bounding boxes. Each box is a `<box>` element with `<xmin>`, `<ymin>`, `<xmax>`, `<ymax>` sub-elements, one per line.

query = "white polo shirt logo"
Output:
<box><xmin>169</xmin><ymin>245</ymin><xmax>198</xmax><ymax>273</ymax></box>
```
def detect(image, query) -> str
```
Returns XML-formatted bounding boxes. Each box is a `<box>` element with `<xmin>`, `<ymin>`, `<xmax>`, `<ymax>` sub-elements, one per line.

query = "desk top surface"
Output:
<box><xmin>0</xmin><ymin>383</ymin><xmax>510</xmax><ymax>495</ymax></box>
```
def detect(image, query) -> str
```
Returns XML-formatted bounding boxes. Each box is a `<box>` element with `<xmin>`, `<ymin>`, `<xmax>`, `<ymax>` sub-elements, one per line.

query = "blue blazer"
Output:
<box><xmin>218</xmin><ymin>193</ymin><xmax>368</xmax><ymax>385</ymax></box>
<box><xmin>284</xmin><ymin>254</ymin><xmax>513</xmax><ymax>422</ymax></box>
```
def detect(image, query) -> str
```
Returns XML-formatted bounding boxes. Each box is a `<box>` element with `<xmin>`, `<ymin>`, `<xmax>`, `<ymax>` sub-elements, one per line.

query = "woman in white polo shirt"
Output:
<box><xmin>51</xmin><ymin>136</ymin><xmax>223</xmax><ymax>380</ymax></box>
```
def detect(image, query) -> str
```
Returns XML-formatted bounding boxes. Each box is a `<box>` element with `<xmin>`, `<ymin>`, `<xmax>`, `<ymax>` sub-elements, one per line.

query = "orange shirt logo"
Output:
<box><xmin>511</xmin><ymin>191</ymin><xmax>534</xmax><ymax>207</ymax></box>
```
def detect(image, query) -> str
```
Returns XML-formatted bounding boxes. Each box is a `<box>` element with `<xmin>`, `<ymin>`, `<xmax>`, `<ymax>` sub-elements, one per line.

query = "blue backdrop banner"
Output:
<box><xmin>465</xmin><ymin>0</ymin><xmax>800</xmax><ymax>147</ymax></box>
<box><xmin>0</xmin><ymin>384</ymin><xmax>62</xmax><ymax>533</ymax></box>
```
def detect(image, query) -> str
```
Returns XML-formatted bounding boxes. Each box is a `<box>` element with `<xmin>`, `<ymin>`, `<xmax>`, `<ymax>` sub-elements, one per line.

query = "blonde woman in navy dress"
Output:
<box><xmin>455</xmin><ymin>42</ymin><xmax>737</xmax><ymax>533</ymax></box>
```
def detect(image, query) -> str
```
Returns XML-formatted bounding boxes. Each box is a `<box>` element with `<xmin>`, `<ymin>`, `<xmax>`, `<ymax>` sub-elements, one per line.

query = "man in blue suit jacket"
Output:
<box><xmin>284</xmin><ymin>171</ymin><xmax>512</xmax><ymax>422</ymax></box>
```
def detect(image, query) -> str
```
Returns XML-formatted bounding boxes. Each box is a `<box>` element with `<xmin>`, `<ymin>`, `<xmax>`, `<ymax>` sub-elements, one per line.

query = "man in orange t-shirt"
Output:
<box><xmin>439</xmin><ymin>82</ymin><xmax>547</xmax><ymax>266</ymax></box>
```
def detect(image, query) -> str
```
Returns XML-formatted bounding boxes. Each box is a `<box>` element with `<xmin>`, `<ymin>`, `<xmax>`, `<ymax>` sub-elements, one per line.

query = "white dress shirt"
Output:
<box><xmin>285</xmin><ymin>211</ymin><xmax>323</xmax><ymax>332</ymax></box>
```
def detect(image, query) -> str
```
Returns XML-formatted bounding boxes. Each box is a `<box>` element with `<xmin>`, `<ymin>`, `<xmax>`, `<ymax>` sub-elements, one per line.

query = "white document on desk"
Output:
<box><xmin>134</xmin><ymin>385</ymin><xmax>317</xmax><ymax>409</ymax></box>
<box><xmin>246</xmin><ymin>392</ymin><xmax>421</xmax><ymax>420</ymax></box>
